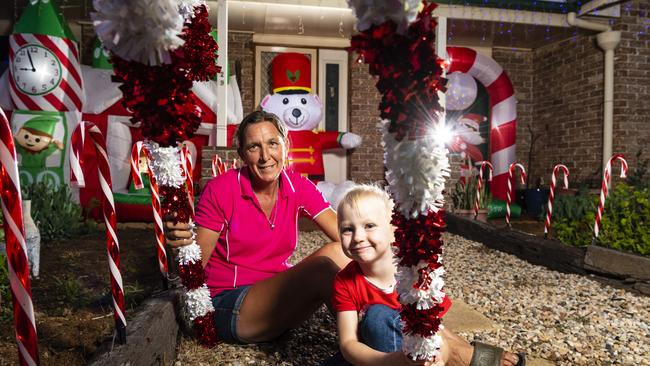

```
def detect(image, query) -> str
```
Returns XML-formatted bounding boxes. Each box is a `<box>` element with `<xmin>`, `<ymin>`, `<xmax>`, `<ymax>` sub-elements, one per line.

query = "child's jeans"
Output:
<box><xmin>321</xmin><ymin>304</ymin><xmax>402</xmax><ymax>365</ymax></box>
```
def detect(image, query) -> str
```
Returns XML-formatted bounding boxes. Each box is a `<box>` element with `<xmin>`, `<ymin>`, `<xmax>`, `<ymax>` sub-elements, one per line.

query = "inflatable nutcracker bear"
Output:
<box><xmin>260</xmin><ymin>53</ymin><xmax>361</xmax><ymax>203</ymax></box>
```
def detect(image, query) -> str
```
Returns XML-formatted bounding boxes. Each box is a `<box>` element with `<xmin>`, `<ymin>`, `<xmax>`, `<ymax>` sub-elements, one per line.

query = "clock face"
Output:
<box><xmin>12</xmin><ymin>44</ymin><xmax>62</xmax><ymax>96</ymax></box>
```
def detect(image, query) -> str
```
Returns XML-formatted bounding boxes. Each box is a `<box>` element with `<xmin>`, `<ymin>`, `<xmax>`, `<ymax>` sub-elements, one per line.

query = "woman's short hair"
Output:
<box><xmin>235</xmin><ymin>110</ymin><xmax>287</xmax><ymax>153</ymax></box>
<box><xmin>337</xmin><ymin>184</ymin><xmax>394</xmax><ymax>223</ymax></box>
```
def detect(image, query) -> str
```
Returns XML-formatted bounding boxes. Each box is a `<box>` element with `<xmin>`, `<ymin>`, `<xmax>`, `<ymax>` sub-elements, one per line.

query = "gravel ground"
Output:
<box><xmin>175</xmin><ymin>231</ymin><xmax>650</xmax><ymax>366</ymax></box>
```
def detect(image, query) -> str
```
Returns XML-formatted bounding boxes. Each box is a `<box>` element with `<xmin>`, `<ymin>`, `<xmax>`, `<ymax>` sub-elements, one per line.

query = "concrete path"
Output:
<box><xmin>444</xmin><ymin>298</ymin><xmax>555</xmax><ymax>366</ymax></box>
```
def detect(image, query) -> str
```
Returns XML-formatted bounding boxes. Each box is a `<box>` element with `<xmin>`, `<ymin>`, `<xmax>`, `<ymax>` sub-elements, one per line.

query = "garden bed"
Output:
<box><xmin>445</xmin><ymin>213</ymin><xmax>650</xmax><ymax>295</ymax></box>
<box><xmin>0</xmin><ymin>224</ymin><xmax>165</xmax><ymax>365</ymax></box>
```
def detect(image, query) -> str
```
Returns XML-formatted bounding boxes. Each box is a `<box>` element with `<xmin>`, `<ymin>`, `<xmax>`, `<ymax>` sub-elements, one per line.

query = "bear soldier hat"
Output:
<box><xmin>271</xmin><ymin>52</ymin><xmax>311</xmax><ymax>94</ymax></box>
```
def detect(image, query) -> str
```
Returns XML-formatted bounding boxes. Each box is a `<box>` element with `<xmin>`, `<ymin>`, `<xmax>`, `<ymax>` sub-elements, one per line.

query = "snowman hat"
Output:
<box><xmin>271</xmin><ymin>52</ymin><xmax>311</xmax><ymax>94</ymax></box>
<box><xmin>21</xmin><ymin>115</ymin><xmax>58</xmax><ymax>137</ymax></box>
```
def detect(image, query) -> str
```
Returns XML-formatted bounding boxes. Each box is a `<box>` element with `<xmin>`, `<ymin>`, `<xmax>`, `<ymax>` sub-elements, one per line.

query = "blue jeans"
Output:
<box><xmin>211</xmin><ymin>286</ymin><xmax>251</xmax><ymax>344</ymax></box>
<box><xmin>321</xmin><ymin>304</ymin><xmax>402</xmax><ymax>366</ymax></box>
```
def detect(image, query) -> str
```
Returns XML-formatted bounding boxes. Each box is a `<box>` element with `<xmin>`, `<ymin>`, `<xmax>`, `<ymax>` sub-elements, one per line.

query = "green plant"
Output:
<box><xmin>53</xmin><ymin>275</ymin><xmax>88</xmax><ymax>308</ymax></box>
<box><xmin>21</xmin><ymin>181</ymin><xmax>83</xmax><ymax>242</ymax></box>
<box><xmin>0</xmin><ymin>253</ymin><xmax>12</xmax><ymax>321</ymax></box>
<box><xmin>451</xmin><ymin>179</ymin><xmax>490</xmax><ymax>211</ymax></box>
<box><xmin>627</xmin><ymin>149</ymin><xmax>649</xmax><ymax>189</ymax></box>
<box><xmin>598</xmin><ymin>183</ymin><xmax>650</xmax><ymax>255</ymax></box>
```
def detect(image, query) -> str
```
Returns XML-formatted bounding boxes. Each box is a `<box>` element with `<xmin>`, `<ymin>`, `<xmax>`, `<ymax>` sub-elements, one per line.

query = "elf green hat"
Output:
<box><xmin>14</xmin><ymin>0</ymin><xmax>76</xmax><ymax>41</ymax></box>
<box><xmin>92</xmin><ymin>38</ymin><xmax>113</xmax><ymax>70</ymax></box>
<box><xmin>21</xmin><ymin>115</ymin><xmax>58</xmax><ymax>137</ymax></box>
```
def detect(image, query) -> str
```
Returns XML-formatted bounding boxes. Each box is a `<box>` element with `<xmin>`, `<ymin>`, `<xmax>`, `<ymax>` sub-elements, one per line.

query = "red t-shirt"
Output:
<box><xmin>332</xmin><ymin>261</ymin><xmax>452</xmax><ymax>317</ymax></box>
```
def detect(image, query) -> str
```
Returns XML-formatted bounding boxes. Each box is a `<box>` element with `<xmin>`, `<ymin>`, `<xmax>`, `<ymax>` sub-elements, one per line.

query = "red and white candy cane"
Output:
<box><xmin>70</xmin><ymin>121</ymin><xmax>126</xmax><ymax>344</ymax></box>
<box><xmin>130</xmin><ymin>142</ymin><xmax>168</xmax><ymax>288</ymax></box>
<box><xmin>231</xmin><ymin>159</ymin><xmax>238</xmax><ymax>170</ymax></box>
<box><xmin>544</xmin><ymin>164</ymin><xmax>570</xmax><ymax>238</ymax></box>
<box><xmin>180</xmin><ymin>146</ymin><xmax>195</xmax><ymax>212</ymax></box>
<box><xmin>474</xmin><ymin>161</ymin><xmax>493</xmax><ymax>219</ymax></box>
<box><xmin>211</xmin><ymin>155</ymin><xmax>222</xmax><ymax>177</ymax></box>
<box><xmin>594</xmin><ymin>154</ymin><xmax>628</xmax><ymax>239</ymax></box>
<box><xmin>506</xmin><ymin>162</ymin><xmax>527</xmax><ymax>227</ymax></box>
<box><xmin>0</xmin><ymin>108</ymin><xmax>39</xmax><ymax>366</ymax></box>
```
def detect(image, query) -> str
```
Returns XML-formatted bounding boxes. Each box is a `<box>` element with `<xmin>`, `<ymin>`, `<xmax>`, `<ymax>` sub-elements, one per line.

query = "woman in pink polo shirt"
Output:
<box><xmin>166</xmin><ymin>110</ymin><xmax>350</xmax><ymax>344</ymax></box>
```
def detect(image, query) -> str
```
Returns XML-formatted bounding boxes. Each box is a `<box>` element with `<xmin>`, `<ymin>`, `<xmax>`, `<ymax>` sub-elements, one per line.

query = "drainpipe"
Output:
<box><xmin>566</xmin><ymin>12</ymin><xmax>621</xmax><ymax>172</ymax></box>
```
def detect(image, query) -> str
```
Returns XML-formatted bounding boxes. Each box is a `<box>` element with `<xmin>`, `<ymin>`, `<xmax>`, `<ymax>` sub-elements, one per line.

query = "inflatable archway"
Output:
<box><xmin>447</xmin><ymin>46</ymin><xmax>517</xmax><ymax>201</ymax></box>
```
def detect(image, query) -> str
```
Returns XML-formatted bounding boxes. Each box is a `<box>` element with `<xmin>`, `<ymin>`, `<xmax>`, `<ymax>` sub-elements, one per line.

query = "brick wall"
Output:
<box><xmin>347</xmin><ymin>54</ymin><xmax>384</xmax><ymax>183</ymax></box>
<box><xmin>228</xmin><ymin>32</ymin><xmax>256</xmax><ymax>114</ymax></box>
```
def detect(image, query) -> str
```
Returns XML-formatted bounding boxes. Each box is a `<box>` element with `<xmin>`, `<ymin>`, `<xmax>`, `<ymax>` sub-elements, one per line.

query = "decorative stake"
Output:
<box><xmin>593</xmin><ymin>154</ymin><xmax>627</xmax><ymax>240</ymax></box>
<box><xmin>506</xmin><ymin>162</ymin><xmax>527</xmax><ymax>227</ymax></box>
<box><xmin>130</xmin><ymin>141</ymin><xmax>168</xmax><ymax>289</ymax></box>
<box><xmin>1</xmin><ymin>108</ymin><xmax>40</xmax><ymax>366</ymax></box>
<box><xmin>544</xmin><ymin>164</ymin><xmax>569</xmax><ymax>238</ymax></box>
<box><xmin>474</xmin><ymin>161</ymin><xmax>493</xmax><ymax>220</ymax></box>
<box><xmin>70</xmin><ymin>121</ymin><xmax>126</xmax><ymax>344</ymax></box>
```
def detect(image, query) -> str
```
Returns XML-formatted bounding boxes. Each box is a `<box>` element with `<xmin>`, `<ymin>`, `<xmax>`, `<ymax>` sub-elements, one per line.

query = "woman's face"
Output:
<box><xmin>239</xmin><ymin>121</ymin><xmax>287</xmax><ymax>186</ymax></box>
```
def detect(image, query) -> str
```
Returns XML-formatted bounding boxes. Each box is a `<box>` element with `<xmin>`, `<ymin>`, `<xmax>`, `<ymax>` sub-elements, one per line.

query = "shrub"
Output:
<box><xmin>21</xmin><ymin>181</ymin><xmax>83</xmax><ymax>242</ymax></box>
<box><xmin>451</xmin><ymin>179</ymin><xmax>490</xmax><ymax>211</ymax></box>
<box><xmin>0</xmin><ymin>253</ymin><xmax>10</xmax><ymax>321</ymax></box>
<box><xmin>552</xmin><ymin>183</ymin><xmax>650</xmax><ymax>256</ymax></box>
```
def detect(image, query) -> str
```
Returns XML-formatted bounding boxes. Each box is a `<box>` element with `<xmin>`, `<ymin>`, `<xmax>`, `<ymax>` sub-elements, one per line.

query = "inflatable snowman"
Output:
<box><xmin>261</xmin><ymin>52</ymin><xmax>361</xmax><ymax>208</ymax></box>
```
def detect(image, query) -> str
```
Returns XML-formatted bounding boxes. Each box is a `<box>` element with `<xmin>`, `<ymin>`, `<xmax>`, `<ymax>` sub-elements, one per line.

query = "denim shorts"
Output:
<box><xmin>211</xmin><ymin>285</ymin><xmax>251</xmax><ymax>344</ymax></box>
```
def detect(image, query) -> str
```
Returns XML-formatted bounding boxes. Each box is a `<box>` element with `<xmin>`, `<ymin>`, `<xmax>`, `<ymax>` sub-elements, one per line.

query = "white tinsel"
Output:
<box><xmin>92</xmin><ymin>0</ymin><xmax>185</xmax><ymax>65</ymax></box>
<box><xmin>347</xmin><ymin>0</ymin><xmax>420</xmax><ymax>34</ymax></box>
<box><xmin>178</xmin><ymin>0</ymin><xmax>206</xmax><ymax>21</ymax></box>
<box><xmin>396</xmin><ymin>261</ymin><xmax>446</xmax><ymax>310</ymax></box>
<box><xmin>184</xmin><ymin>284</ymin><xmax>214</xmax><ymax>321</ymax></box>
<box><xmin>402</xmin><ymin>330</ymin><xmax>444</xmax><ymax>362</ymax></box>
<box><xmin>178</xmin><ymin>241</ymin><xmax>201</xmax><ymax>266</ymax></box>
<box><xmin>382</xmin><ymin>120</ymin><xmax>451</xmax><ymax>218</ymax></box>
<box><xmin>149</xmin><ymin>144</ymin><xmax>185</xmax><ymax>187</ymax></box>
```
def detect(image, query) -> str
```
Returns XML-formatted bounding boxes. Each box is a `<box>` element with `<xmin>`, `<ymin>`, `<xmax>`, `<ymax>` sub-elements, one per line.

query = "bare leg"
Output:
<box><xmin>236</xmin><ymin>242</ymin><xmax>350</xmax><ymax>342</ymax></box>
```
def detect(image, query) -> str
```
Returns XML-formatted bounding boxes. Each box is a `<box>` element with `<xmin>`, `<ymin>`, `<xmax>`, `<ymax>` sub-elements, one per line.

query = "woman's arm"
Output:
<box><xmin>196</xmin><ymin>226</ymin><xmax>220</xmax><ymax>267</ymax></box>
<box><xmin>164</xmin><ymin>221</ymin><xmax>220</xmax><ymax>267</ymax></box>
<box><xmin>313</xmin><ymin>208</ymin><xmax>339</xmax><ymax>242</ymax></box>
<box><xmin>337</xmin><ymin>311</ymin><xmax>421</xmax><ymax>366</ymax></box>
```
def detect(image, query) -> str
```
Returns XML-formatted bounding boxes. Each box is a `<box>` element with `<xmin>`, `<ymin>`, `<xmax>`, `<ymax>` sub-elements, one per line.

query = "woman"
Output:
<box><xmin>166</xmin><ymin>110</ymin><xmax>349</xmax><ymax>343</ymax></box>
<box><xmin>166</xmin><ymin>111</ymin><xmax>524</xmax><ymax>365</ymax></box>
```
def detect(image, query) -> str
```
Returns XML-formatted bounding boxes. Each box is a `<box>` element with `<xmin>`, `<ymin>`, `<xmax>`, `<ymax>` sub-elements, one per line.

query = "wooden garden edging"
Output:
<box><xmin>445</xmin><ymin>213</ymin><xmax>650</xmax><ymax>295</ymax></box>
<box><xmin>89</xmin><ymin>289</ymin><xmax>181</xmax><ymax>366</ymax></box>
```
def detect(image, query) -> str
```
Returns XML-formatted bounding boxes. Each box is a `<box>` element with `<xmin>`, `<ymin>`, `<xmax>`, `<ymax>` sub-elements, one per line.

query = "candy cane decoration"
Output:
<box><xmin>474</xmin><ymin>161</ymin><xmax>493</xmax><ymax>219</ymax></box>
<box><xmin>130</xmin><ymin>142</ymin><xmax>168</xmax><ymax>289</ymax></box>
<box><xmin>211</xmin><ymin>155</ymin><xmax>222</xmax><ymax>177</ymax></box>
<box><xmin>506</xmin><ymin>162</ymin><xmax>527</xmax><ymax>227</ymax></box>
<box><xmin>180</xmin><ymin>146</ymin><xmax>195</xmax><ymax>212</ymax></box>
<box><xmin>594</xmin><ymin>154</ymin><xmax>628</xmax><ymax>239</ymax></box>
<box><xmin>70</xmin><ymin>121</ymin><xmax>126</xmax><ymax>344</ymax></box>
<box><xmin>231</xmin><ymin>159</ymin><xmax>238</xmax><ymax>170</ymax></box>
<box><xmin>0</xmin><ymin>108</ymin><xmax>39</xmax><ymax>366</ymax></box>
<box><xmin>544</xmin><ymin>164</ymin><xmax>570</xmax><ymax>238</ymax></box>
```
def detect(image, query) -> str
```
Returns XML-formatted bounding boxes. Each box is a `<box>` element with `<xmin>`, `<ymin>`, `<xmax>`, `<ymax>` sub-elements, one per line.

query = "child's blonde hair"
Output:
<box><xmin>337</xmin><ymin>184</ymin><xmax>394</xmax><ymax>224</ymax></box>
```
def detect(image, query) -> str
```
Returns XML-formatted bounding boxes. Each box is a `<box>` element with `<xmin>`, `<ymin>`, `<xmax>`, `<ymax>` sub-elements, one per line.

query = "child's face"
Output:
<box><xmin>17</xmin><ymin>128</ymin><xmax>52</xmax><ymax>152</ymax></box>
<box><xmin>338</xmin><ymin>196</ymin><xmax>394</xmax><ymax>264</ymax></box>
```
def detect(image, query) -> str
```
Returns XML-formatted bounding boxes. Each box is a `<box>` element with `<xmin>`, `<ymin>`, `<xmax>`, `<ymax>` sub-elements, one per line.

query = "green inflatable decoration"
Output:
<box><xmin>488</xmin><ymin>199</ymin><xmax>521</xmax><ymax>219</ymax></box>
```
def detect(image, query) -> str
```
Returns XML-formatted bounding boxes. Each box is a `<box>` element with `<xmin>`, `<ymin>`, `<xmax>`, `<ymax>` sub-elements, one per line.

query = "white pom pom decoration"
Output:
<box><xmin>396</xmin><ymin>261</ymin><xmax>446</xmax><ymax>310</ymax></box>
<box><xmin>347</xmin><ymin>0</ymin><xmax>421</xmax><ymax>34</ymax></box>
<box><xmin>402</xmin><ymin>331</ymin><xmax>444</xmax><ymax>362</ymax></box>
<box><xmin>150</xmin><ymin>144</ymin><xmax>185</xmax><ymax>187</ymax></box>
<box><xmin>382</xmin><ymin>120</ymin><xmax>451</xmax><ymax>218</ymax></box>
<box><xmin>178</xmin><ymin>241</ymin><xmax>202</xmax><ymax>266</ymax></box>
<box><xmin>184</xmin><ymin>284</ymin><xmax>214</xmax><ymax>321</ymax></box>
<box><xmin>92</xmin><ymin>0</ymin><xmax>185</xmax><ymax>65</ymax></box>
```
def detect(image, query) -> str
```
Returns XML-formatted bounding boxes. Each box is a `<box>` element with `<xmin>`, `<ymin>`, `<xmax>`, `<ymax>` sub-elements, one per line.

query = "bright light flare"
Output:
<box><xmin>432</xmin><ymin>117</ymin><xmax>454</xmax><ymax>146</ymax></box>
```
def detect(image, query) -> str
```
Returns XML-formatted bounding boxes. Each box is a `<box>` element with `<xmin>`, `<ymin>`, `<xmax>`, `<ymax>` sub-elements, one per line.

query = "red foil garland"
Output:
<box><xmin>111</xmin><ymin>5</ymin><xmax>220</xmax><ymax>347</ymax></box>
<box><xmin>348</xmin><ymin>2</ymin><xmax>447</xmax><ymax>141</ymax></box>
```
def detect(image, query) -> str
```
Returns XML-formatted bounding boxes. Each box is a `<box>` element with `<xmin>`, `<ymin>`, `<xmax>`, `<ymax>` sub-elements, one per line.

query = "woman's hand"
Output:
<box><xmin>164</xmin><ymin>219</ymin><xmax>193</xmax><ymax>248</ymax></box>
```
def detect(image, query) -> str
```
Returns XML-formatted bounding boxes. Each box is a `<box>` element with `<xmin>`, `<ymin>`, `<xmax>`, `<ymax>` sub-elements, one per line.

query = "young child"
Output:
<box><xmin>328</xmin><ymin>185</ymin><xmax>524</xmax><ymax>366</ymax></box>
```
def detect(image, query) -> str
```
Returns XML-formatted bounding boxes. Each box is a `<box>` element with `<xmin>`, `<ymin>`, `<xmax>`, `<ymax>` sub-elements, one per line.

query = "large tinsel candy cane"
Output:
<box><xmin>70</xmin><ymin>121</ymin><xmax>126</xmax><ymax>344</ymax></box>
<box><xmin>594</xmin><ymin>154</ymin><xmax>628</xmax><ymax>239</ymax></box>
<box><xmin>130</xmin><ymin>142</ymin><xmax>168</xmax><ymax>289</ymax></box>
<box><xmin>0</xmin><ymin>109</ymin><xmax>39</xmax><ymax>365</ymax></box>
<box><xmin>506</xmin><ymin>162</ymin><xmax>527</xmax><ymax>227</ymax></box>
<box><xmin>474</xmin><ymin>161</ymin><xmax>493</xmax><ymax>219</ymax></box>
<box><xmin>544</xmin><ymin>164</ymin><xmax>569</xmax><ymax>238</ymax></box>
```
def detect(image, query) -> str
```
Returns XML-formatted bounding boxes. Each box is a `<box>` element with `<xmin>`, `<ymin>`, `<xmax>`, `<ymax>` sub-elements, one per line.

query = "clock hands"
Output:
<box><xmin>26</xmin><ymin>50</ymin><xmax>36</xmax><ymax>72</ymax></box>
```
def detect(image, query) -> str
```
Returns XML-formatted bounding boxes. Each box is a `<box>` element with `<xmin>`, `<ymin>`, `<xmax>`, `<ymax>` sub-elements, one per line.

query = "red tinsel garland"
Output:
<box><xmin>111</xmin><ymin>5</ymin><xmax>220</xmax><ymax>347</ymax></box>
<box><xmin>349</xmin><ymin>2</ymin><xmax>446</xmax><ymax>141</ymax></box>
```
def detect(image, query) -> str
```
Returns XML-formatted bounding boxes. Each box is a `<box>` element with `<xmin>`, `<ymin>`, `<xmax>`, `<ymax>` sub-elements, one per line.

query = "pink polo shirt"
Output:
<box><xmin>195</xmin><ymin>168</ymin><xmax>331</xmax><ymax>297</ymax></box>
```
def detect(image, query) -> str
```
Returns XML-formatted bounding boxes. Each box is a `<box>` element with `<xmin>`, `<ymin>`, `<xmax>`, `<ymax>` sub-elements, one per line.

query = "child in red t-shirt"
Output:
<box><xmin>325</xmin><ymin>185</ymin><xmax>524</xmax><ymax>366</ymax></box>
